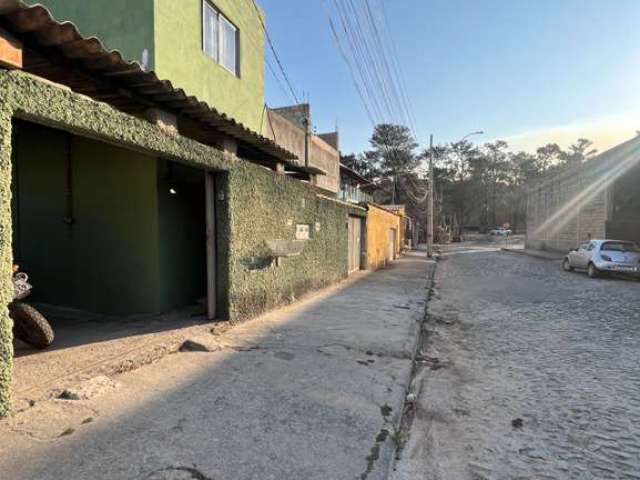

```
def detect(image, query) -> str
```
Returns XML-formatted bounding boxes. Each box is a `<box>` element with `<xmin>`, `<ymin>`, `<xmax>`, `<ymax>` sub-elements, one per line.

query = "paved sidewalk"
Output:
<box><xmin>0</xmin><ymin>252</ymin><xmax>431</xmax><ymax>480</ymax></box>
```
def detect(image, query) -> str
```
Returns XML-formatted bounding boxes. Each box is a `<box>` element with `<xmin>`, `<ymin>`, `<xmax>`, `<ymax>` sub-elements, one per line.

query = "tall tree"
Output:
<box><xmin>364</xmin><ymin>123</ymin><xmax>418</xmax><ymax>203</ymax></box>
<box><xmin>559</xmin><ymin>138</ymin><xmax>597</xmax><ymax>166</ymax></box>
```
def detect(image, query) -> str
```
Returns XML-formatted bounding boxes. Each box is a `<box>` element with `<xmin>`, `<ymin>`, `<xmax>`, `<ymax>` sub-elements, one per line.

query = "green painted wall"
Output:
<box><xmin>153</xmin><ymin>0</ymin><xmax>265</xmax><ymax>132</ymax></box>
<box><xmin>32</xmin><ymin>0</ymin><xmax>266</xmax><ymax>133</ymax></box>
<box><xmin>28</xmin><ymin>0</ymin><xmax>155</xmax><ymax>70</ymax></box>
<box><xmin>13</xmin><ymin>121</ymin><xmax>164</xmax><ymax>315</ymax></box>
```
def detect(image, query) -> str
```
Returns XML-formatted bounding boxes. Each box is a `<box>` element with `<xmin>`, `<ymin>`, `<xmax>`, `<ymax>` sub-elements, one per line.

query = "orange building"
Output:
<box><xmin>365</xmin><ymin>203</ymin><xmax>405</xmax><ymax>270</ymax></box>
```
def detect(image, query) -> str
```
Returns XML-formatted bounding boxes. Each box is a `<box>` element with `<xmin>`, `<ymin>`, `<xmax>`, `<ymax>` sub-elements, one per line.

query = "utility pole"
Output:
<box><xmin>427</xmin><ymin>134</ymin><xmax>434</xmax><ymax>258</ymax></box>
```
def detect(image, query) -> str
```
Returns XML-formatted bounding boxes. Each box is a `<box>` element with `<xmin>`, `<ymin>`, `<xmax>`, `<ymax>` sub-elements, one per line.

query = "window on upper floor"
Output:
<box><xmin>203</xmin><ymin>1</ymin><xmax>238</xmax><ymax>76</ymax></box>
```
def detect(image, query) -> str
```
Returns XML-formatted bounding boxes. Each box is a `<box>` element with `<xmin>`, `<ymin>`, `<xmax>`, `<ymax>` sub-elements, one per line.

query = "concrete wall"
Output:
<box><xmin>32</xmin><ymin>0</ymin><xmax>266</xmax><ymax>133</ymax></box>
<box><xmin>365</xmin><ymin>204</ymin><xmax>402</xmax><ymax>271</ymax></box>
<box><xmin>265</xmin><ymin>109</ymin><xmax>340</xmax><ymax>193</ymax></box>
<box><xmin>27</xmin><ymin>0</ymin><xmax>155</xmax><ymax>69</ymax></box>
<box><xmin>526</xmin><ymin>136</ymin><xmax>640</xmax><ymax>252</ymax></box>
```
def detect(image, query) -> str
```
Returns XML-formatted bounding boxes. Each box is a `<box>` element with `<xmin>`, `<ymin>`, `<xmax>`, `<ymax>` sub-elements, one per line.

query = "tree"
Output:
<box><xmin>362</xmin><ymin>124</ymin><xmax>419</xmax><ymax>203</ymax></box>
<box><xmin>340</xmin><ymin>152</ymin><xmax>380</xmax><ymax>179</ymax></box>
<box><xmin>559</xmin><ymin>138</ymin><xmax>597</xmax><ymax>167</ymax></box>
<box><xmin>535</xmin><ymin>143</ymin><xmax>562</xmax><ymax>172</ymax></box>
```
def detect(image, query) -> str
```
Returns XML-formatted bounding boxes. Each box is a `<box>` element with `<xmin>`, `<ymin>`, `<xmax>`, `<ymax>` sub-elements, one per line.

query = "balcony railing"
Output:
<box><xmin>338</xmin><ymin>185</ymin><xmax>372</xmax><ymax>204</ymax></box>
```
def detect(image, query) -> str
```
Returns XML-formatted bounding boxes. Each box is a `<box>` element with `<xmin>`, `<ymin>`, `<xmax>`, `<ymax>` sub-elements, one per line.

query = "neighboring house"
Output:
<box><xmin>526</xmin><ymin>135</ymin><xmax>640</xmax><ymax>252</ymax></box>
<box><xmin>337</xmin><ymin>165</ymin><xmax>406</xmax><ymax>270</ymax></box>
<box><xmin>263</xmin><ymin>104</ymin><xmax>340</xmax><ymax>193</ymax></box>
<box><xmin>339</xmin><ymin>163</ymin><xmax>373</xmax><ymax>204</ymax></box>
<box><xmin>0</xmin><ymin>1</ymin><xmax>367</xmax><ymax>416</ymax></box>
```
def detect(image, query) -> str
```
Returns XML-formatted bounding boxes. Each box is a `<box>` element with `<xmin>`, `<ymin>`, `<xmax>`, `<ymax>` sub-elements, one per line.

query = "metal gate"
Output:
<box><xmin>348</xmin><ymin>216</ymin><xmax>362</xmax><ymax>273</ymax></box>
<box><xmin>388</xmin><ymin>228</ymin><xmax>396</xmax><ymax>262</ymax></box>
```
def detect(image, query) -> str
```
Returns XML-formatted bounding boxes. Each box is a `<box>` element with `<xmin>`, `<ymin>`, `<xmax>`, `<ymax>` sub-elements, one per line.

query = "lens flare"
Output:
<box><xmin>532</xmin><ymin>141</ymin><xmax>640</xmax><ymax>240</ymax></box>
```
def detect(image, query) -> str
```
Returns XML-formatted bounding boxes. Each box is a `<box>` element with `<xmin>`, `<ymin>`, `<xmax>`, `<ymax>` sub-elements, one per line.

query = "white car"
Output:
<box><xmin>563</xmin><ymin>239</ymin><xmax>640</xmax><ymax>278</ymax></box>
<box><xmin>490</xmin><ymin>228</ymin><xmax>512</xmax><ymax>236</ymax></box>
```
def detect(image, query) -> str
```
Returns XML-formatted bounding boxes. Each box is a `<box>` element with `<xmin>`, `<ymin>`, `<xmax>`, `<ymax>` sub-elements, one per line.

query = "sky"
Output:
<box><xmin>259</xmin><ymin>0</ymin><xmax>640</xmax><ymax>156</ymax></box>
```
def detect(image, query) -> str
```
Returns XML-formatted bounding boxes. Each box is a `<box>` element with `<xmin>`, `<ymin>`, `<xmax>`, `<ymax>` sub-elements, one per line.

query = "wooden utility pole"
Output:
<box><xmin>427</xmin><ymin>134</ymin><xmax>434</xmax><ymax>258</ymax></box>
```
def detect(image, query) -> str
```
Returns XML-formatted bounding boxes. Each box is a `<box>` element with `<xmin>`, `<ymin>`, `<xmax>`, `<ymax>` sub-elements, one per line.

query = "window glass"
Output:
<box><xmin>220</xmin><ymin>15</ymin><xmax>237</xmax><ymax>74</ymax></box>
<box><xmin>602</xmin><ymin>241</ymin><xmax>640</xmax><ymax>252</ymax></box>
<box><xmin>203</xmin><ymin>2</ymin><xmax>218</xmax><ymax>62</ymax></box>
<box><xmin>202</xmin><ymin>2</ymin><xmax>238</xmax><ymax>76</ymax></box>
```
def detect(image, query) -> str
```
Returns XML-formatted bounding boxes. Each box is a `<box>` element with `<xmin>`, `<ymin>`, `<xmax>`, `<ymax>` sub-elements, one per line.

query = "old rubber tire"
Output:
<box><xmin>587</xmin><ymin>263</ymin><xmax>599</xmax><ymax>279</ymax></box>
<box><xmin>9</xmin><ymin>302</ymin><xmax>54</xmax><ymax>349</ymax></box>
<box><xmin>563</xmin><ymin>258</ymin><xmax>574</xmax><ymax>272</ymax></box>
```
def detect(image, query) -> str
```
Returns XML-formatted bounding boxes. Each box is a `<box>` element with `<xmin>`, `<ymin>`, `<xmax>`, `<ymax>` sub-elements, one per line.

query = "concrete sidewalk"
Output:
<box><xmin>0</xmin><ymin>252</ymin><xmax>432</xmax><ymax>480</ymax></box>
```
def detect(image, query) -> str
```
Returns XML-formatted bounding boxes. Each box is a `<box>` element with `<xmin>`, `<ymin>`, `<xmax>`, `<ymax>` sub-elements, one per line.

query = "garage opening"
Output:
<box><xmin>607</xmin><ymin>159</ymin><xmax>640</xmax><ymax>243</ymax></box>
<box><xmin>10</xmin><ymin>120</ymin><xmax>213</xmax><ymax>364</ymax></box>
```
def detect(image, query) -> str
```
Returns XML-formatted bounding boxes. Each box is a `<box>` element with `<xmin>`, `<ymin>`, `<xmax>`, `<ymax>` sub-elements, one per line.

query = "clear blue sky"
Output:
<box><xmin>259</xmin><ymin>0</ymin><xmax>640</xmax><ymax>155</ymax></box>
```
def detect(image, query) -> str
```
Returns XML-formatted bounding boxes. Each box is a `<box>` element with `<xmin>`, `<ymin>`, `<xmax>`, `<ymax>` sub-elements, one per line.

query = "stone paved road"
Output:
<box><xmin>393</xmin><ymin>241</ymin><xmax>640</xmax><ymax>480</ymax></box>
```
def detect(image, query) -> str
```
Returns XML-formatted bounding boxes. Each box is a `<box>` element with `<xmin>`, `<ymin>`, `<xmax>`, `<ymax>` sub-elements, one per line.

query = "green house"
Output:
<box><xmin>0</xmin><ymin>0</ymin><xmax>366</xmax><ymax>416</ymax></box>
<box><xmin>33</xmin><ymin>0</ymin><xmax>266</xmax><ymax>133</ymax></box>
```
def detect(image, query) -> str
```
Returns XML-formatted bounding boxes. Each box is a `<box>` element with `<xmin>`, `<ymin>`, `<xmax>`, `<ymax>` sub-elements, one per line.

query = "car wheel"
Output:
<box><xmin>587</xmin><ymin>263</ymin><xmax>599</xmax><ymax>279</ymax></box>
<box><xmin>563</xmin><ymin>258</ymin><xmax>574</xmax><ymax>272</ymax></box>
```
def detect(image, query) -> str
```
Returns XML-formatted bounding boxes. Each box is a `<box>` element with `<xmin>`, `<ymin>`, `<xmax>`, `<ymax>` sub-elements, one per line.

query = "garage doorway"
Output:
<box><xmin>10</xmin><ymin>120</ymin><xmax>213</xmax><ymax>354</ymax></box>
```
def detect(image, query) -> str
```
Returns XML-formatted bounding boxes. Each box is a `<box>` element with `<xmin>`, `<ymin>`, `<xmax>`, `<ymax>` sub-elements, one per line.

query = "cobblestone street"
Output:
<box><xmin>393</xmin><ymin>241</ymin><xmax>640</xmax><ymax>480</ymax></box>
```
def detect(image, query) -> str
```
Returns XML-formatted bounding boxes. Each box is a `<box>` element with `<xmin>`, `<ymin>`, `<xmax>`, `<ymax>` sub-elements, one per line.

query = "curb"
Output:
<box><xmin>380</xmin><ymin>258</ymin><xmax>437</xmax><ymax>479</ymax></box>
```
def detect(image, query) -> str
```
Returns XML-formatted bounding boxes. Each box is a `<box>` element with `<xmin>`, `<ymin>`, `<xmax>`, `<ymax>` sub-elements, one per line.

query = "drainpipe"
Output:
<box><xmin>303</xmin><ymin>114</ymin><xmax>310</xmax><ymax>167</ymax></box>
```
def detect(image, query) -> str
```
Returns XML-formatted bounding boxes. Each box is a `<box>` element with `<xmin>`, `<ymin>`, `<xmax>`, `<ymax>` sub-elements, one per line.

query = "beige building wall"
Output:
<box><xmin>263</xmin><ymin>108</ymin><xmax>340</xmax><ymax>193</ymax></box>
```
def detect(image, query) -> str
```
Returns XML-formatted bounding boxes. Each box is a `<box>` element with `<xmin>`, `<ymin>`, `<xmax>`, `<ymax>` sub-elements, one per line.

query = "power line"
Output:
<box><xmin>248</xmin><ymin>0</ymin><xmax>300</xmax><ymax>104</ymax></box>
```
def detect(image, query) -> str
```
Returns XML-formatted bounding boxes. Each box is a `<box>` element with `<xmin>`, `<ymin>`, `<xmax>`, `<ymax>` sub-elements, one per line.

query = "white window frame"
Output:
<box><xmin>202</xmin><ymin>1</ymin><xmax>239</xmax><ymax>76</ymax></box>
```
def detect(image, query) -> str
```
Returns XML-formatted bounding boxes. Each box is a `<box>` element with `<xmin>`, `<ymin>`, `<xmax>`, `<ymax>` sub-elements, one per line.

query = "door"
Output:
<box><xmin>205</xmin><ymin>171</ymin><xmax>216</xmax><ymax>319</ymax></box>
<box><xmin>388</xmin><ymin>228</ymin><xmax>396</xmax><ymax>262</ymax></box>
<box><xmin>570</xmin><ymin>243</ymin><xmax>590</xmax><ymax>268</ymax></box>
<box><xmin>348</xmin><ymin>216</ymin><xmax>362</xmax><ymax>273</ymax></box>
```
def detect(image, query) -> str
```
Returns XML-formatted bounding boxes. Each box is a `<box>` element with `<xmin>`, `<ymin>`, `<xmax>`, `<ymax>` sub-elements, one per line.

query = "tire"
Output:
<box><xmin>587</xmin><ymin>263</ymin><xmax>599</xmax><ymax>279</ymax></box>
<box><xmin>9</xmin><ymin>301</ymin><xmax>54</xmax><ymax>349</ymax></box>
<box><xmin>563</xmin><ymin>258</ymin><xmax>574</xmax><ymax>272</ymax></box>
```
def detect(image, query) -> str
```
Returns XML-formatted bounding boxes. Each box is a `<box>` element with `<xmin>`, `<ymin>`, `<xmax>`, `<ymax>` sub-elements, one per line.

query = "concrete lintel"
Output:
<box><xmin>145</xmin><ymin>107</ymin><xmax>178</xmax><ymax>135</ymax></box>
<box><xmin>0</xmin><ymin>27</ymin><xmax>22</xmax><ymax>70</ymax></box>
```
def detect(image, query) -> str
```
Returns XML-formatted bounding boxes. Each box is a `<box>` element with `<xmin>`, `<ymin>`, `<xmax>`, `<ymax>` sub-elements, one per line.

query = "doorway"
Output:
<box><xmin>388</xmin><ymin>228</ymin><xmax>397</xmax><ymax>262</ymax></box>
<box><xmin>348</xmin><ymin>216</ymin><xmax>362</xmax><ymax>273</ymax></box>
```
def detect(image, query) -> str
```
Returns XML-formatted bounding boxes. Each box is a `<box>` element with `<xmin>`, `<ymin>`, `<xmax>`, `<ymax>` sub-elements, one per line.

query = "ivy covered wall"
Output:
<box><xmin>0</xmin><ymin>70</ymin><xmax>229</xmax><ymax>416</ymax></box>
<box><xmin>0</xmin><ymin>70</ymin><xmax>361</xmax><ymax>415</ymax></box>
<box><xmin>225</xmin><ymin>163</ymin><xmax>364</xmax><ymax>321</ymax></box>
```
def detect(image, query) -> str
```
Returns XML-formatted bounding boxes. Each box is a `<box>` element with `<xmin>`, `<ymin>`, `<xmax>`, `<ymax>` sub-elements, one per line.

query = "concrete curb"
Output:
<box><xmin>501</xmin><ymin>248</ymin><xmax>564</xmax><ymax>261</ymax></box>
<box><xmin>379</xmin><ymin>258</ymin><xmax>437</xmax><ymax>480</ymax></box>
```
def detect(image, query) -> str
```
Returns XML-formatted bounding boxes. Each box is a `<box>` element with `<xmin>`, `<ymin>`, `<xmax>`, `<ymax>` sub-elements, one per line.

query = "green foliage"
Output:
<box><xmin>367</xmin><ymin>124</ymin><xmax>419</xmax><ymax>176</ymax></box>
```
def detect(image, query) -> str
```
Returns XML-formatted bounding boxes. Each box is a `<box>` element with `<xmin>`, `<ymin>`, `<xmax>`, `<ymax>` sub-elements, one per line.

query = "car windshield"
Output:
<box><xmin>601</xmin><ymin>241</ymin><xmax>640</xmax><ymax>252</ymax></box>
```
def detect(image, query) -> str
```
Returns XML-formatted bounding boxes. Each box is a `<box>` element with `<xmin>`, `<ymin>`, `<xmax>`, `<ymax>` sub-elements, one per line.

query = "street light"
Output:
<box><xmin>427</xmin><ymin>130</ymin><xmax>484</xmax><ymax>258</ymax></box>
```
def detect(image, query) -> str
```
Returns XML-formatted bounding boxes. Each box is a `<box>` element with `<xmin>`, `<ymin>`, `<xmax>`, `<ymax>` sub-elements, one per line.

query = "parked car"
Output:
<box><xmin>490</xmin><ymin>227</ymin><xmax>512</xmax><ymax>236</ymax></box>
<box><xmin>563</xmin><ymin>239</ymin><xmax>640</xmax><ymax>278</ymax></box>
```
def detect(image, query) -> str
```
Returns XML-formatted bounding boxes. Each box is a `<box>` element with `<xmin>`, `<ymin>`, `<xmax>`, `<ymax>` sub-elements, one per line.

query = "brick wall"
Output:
<box><xmin>526</xmin><ymin>136</ymin><xmax>640</xmax><ymax>252</ymax></box>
